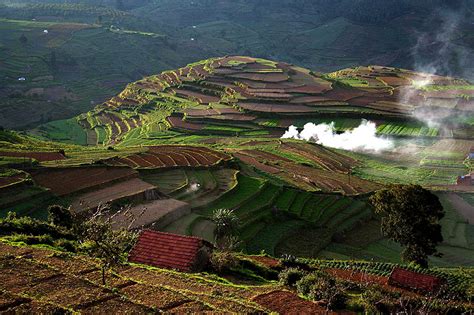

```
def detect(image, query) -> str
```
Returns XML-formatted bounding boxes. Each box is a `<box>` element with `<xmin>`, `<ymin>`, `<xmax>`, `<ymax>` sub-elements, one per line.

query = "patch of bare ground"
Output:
<box><xmin>252</xmin><ymin>290</ymin><xmax>332</xmax><ymax>314</ymax></box>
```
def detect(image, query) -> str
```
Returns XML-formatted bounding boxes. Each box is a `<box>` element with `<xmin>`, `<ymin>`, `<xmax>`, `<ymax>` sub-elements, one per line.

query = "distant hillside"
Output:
<box><xmin>1</xmin><ymin>0</ymin><xmax>473</xmax><ymax>128</ymax></box>
<box><xmin>33</xmin><ymin>56</ymin><xmax>473</xmax><ymax>146</ymax></box>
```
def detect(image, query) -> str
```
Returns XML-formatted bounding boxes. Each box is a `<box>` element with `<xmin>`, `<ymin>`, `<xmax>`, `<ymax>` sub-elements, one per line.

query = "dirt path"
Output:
<box><xmin>445</xmin><ymin>193</ymin><xmax>474</xmax><ymax>224</ymax></box>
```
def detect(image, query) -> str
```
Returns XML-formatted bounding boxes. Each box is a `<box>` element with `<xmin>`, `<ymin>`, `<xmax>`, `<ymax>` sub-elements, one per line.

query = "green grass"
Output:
<box><xmin>246</xmin><ymin>220</ymin><xmax>306</xmax><ymax>256</ymax></box>
<box><xmin>199</xmin><ymin>174</ymin><xmax>265</xmax><ymax>216</ymax></box>
<box><xmin>37</xmin><ymin>118</ymin><xmax>88</xmax><ymax>145</ymax></box>
<box><xmin>419</xmin><ymin>85</ymin><xmax>474</xmax><ymax>91</ymax></box>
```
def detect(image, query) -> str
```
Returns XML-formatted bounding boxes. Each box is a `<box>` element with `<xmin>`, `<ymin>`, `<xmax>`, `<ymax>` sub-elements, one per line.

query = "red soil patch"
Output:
<box><xmin>285</xmin><ymin>84</ymin><xmax>332</xmax><ymax>94</ymax></box>
<box><xmin>247</xmin><ymin>256</ymin><xmax>281</xmax><ymax>269</ymax></box>
<box><xmin>109</xmin><ymin>146</ymin><xmax>230</xmax><ymax>169</ymax></box>
<box><xmin>183</xmin><ymin>109</ymin><xmax>219</xmax><ymax>117</ymax></box>
<box><xmin>216</xmin><ymin>107</ymin><xmax>241</xmax><ymax>114</ymax></box>
<box><xmin>0</xmin><ymin>173</ymin><xmax>28</xmax><ymax>188</ymax></box>
<box><xmin>252</xmin><ymin>290</ymin><xmax>330</xmax><ymax>314</ymax></box>
<box><xmin>326</xmin><ymin>268</ymin><xmax>419</xmax><ymax>298</ymax></box>
<box><xmin>239</xmin><ymin>102</ymin><xmax>317</xmax><ymax>113</ymax></box>
<box><xmin>171</xmin><ymin>88</ymin><xmax>220</xmax><ymax>104</ymax></box>
<box><xmin>167</xmin><ymin>116</ymin><xmax>204</xmax><ymax>131</ymax></box>
<box><xmin>326</xmin><ymin>268</ymin><xmax>388</xmax><ymax>287</ymax></box>
<box><xmin>290</xmin><ymin>95</ymin><xmax>337</xmax><ymax>104</ymax></box>
<box><xmin>233</xmin><ymin>153</ymin><xmax>281</xmax><ymax>174</ymax></box>
<box><xmin>229</xmin><ymin>72</ymin><xmax>289</xmax><ymax>82</ymax></box>
<box><xmin>377</xmin><ymin>76</ymin><xmax>411</xmax><ymax>86</ymax></box>
<box><xmin>323</xmin><ymin>88</ymin><xmax>366</xmax><ymax>101</ymax></box>
<box><xmin>0</xmin><ymin>151</ymin><xmax>65</xmax><ymax>162</ymax></box>
<box><xmin>30</xmin><ymin>166</ymin><xmax>137</xmax><ymax>196</ymax></box>
<box><xmin>242</xmin><ymin>149</ymin><xmax>291</xmax><ymax>162</ymax></box>
<box><xmin>456</xmin><ymin>99</ymin><xmax>474</xmax><ymax>111</ymax></box>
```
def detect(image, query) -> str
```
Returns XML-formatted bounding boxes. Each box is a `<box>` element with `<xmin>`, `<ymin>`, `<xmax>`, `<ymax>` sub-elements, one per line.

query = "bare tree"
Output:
<box><xmin>77</xmin><ymin>204</ymin><xmax>139</xmax><ymax>286</ymax></box>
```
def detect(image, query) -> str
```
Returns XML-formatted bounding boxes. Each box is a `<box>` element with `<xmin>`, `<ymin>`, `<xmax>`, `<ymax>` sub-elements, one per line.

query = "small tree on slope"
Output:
<box><xmin>211</xmin><ymin>208</ymin><xmax>240</xmax><ymax>250</ymax></box>
<box><xmin>370</xmin><ymin>184</ymin><xmax>444</xmax><ymax>268</ymax></box>
<box><xmin>77</xmin><ymin>204</ymin><xmax>139</xmax><ymax>286</ymax></box>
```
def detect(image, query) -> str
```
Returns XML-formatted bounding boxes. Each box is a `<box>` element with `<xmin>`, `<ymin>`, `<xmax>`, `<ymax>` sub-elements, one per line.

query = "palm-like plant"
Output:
<box><xmin>211</xmin><ymin>208</ymin><xmax>240</xmax><ymax>249</ymax></box>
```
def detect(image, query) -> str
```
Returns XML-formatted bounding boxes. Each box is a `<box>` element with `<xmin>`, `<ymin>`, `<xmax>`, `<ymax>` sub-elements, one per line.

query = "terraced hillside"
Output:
<box><xmin>37</xmin><ymin>56</ymin><xmax>474</xmax><ymax>145</ymax></box>
<box><xmin>0</xmin><ymin>242</ymin><xmax>275</xmax><ymax>313</ymax></box>
<box><xmin>1</xmin><ymin>241</ymin><xmax>472</xmax><ymax>314</ymax></box>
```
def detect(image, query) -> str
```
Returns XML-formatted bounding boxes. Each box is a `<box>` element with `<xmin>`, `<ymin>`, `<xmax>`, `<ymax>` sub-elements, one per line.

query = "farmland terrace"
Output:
<box><xmin>1</xmin><ymin>56</ymin><xmax>473</xmax><ymax>268</ymax></box>
<box><xmin>35</xmin><ymin>56</ymin><xmax>473</xmax><ymax>146</ymax></box>
<box><xmin>0</xmin><ymin>241</ymin><xmax>472</xmax><ymax>314</ymax></box>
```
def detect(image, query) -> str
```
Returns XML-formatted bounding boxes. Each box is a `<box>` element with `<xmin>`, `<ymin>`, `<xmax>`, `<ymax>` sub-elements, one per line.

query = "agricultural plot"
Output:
<box><xmin>57</xmin><ymin>55</ymin><xmax>474</xmax><ymax>146</ymax></box>
<box><xmin>30</xmin><ymin>166</ymin><xmax>138</xmax><ymax>196</ymax></box>
<box><xmin>0</xmin><ymin>242</ymin><xmax>272</xmax><ymax>313</ymax></box>
<box><xmin>106</xmin><ymin>145</ymin><xmax>231</xmax><ymax>169</ymax></box>
<box><xmin>70</xmin><ymin>178</ymin><xmax>158</xmax><ymax>213</ymax></box>
<box><xmin>233</xmin><ymin>145</ymin><xmax>380</xmax><ymax>195</ymax></box>
<box><xmin>0</xmin><ymin>151</ymin><xmax>65</xmax><ymax>162</ymax></box>
<box><xmin>142</xmin><ymin>168</ymin><xmax>238</xmax><ymax>208</ymax></box>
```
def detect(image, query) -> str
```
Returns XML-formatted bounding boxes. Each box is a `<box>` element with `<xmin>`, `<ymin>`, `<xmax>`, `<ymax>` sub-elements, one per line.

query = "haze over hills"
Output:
<box><xmin>0</xmin><ymin>2</ymin><xmax>474</xmax><ymax>313</ymax></box>
<box><xmin>1</xmin><ymin>0</ymin><xmax>474</xmax><ymax>128</ymax></box>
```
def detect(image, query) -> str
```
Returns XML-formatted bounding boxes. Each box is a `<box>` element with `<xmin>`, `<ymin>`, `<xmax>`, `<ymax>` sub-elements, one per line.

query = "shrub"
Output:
<box><xmin>296</xmin><ymin>270</ymin><xmax>327</xmax><ymax>295</ymax></box>
<box><xmin>278</xmin><ymin>267</ymin><xmax>306</xmax><ymax>287</ymax></box>
<box><xmin>0</xmin><ymin>212</ymin><xmax>75</xmax><ymax>240</ymax></box>
<box><xmin>361</xmin><ymin>287</ymin><xmax>391</xmax><ymax>313</ymax></box>
<box><xmin>294</xmin><ymin>270</ymin><xmax>348</xmax><ymax>310</ymax></box>
<box><xmin>209</xmin><ymin>251</ymin><xmax>239</xmax><ymax>273</ymax></box>
<box><xmin>48</xmin><ymin>205</ymin><xmax>74</xmax><ymax>229</ymax></box>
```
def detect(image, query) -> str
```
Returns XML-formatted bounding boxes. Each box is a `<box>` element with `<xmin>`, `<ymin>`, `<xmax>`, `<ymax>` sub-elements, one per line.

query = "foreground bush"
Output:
<box><xmin>0</xmin><ymin>212</ymin><xmax>75</xmax><ymax>240</ymax></box>
<box><xmin>278</xmin><ymin>267</ymin><xmax>306</xmax><ymax>287</ymax></box>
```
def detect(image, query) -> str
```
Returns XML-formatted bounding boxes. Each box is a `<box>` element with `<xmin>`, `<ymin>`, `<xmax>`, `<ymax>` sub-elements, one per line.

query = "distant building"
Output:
<box><xmin>457</xmin><ymin>173</ymin><xmax>473</xmax><ymax>186</ymax></box>
<box><xmin>388</xmin><ymin>267</ymin><xmax>445</xmax><ymax>293</ymax></box>
<box><xmin>128</xmin><ymin>230</ymin><xmax>213</xmax><ymax>272</ymax></box>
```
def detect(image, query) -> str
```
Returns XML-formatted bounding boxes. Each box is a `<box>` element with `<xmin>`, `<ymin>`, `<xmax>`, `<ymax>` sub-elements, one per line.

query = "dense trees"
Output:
<box><xmin>370</xmin><ymin>185</ymin><xmax>444</xmax><ymax>267</ymax></box>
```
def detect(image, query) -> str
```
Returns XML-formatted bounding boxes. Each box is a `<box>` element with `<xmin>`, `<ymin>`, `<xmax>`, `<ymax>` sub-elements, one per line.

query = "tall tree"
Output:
<box><xmin>370</xmin><ymin>184</ymin><xmax>444</xmax><ymax>267</ymax></box>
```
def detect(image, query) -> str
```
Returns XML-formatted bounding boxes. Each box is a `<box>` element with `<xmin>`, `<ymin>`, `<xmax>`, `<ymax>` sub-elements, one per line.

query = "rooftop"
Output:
<box><xmin>128</xmin><ymin>230</ymin><xmax>212</xmax><ymax>272</ymax></box>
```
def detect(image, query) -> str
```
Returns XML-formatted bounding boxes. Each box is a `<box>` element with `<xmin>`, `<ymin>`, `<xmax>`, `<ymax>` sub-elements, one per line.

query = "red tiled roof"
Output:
<box><xmin>388</xmin><ymin>267</ymin><xmax>445</xmax><ymax>292</ymax></box>
<box><xmin>128</xmin><ymin>230</ymin><xmax>212</xmax><ymax>272</ymax></box>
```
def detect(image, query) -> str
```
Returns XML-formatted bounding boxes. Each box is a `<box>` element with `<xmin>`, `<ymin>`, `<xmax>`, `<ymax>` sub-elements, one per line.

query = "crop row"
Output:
<box><xmin>107</xmin><ymin>146</ymin><xmax>230</xmax><ymax>169</ymax></box>
<box><xmin>377</xmin><ymin>124</ymin><xmax>439</xmax><ymax>137</ymax></box>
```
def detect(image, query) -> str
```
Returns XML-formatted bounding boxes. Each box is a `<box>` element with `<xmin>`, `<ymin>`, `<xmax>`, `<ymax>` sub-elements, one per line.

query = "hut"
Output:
<box><xmin>128</xmin><ymin>230</ymin><xmax>213</xmax><ymax>272</ymax></box>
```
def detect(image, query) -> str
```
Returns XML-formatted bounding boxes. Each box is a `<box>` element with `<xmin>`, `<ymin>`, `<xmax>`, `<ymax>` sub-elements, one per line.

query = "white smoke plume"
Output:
<box><xmin>402</xmin><ymin>4</ymin><xmax>473</xmax><ymax>128</ymax></box>
<box><xmin>282</xmin><ymin>120</ymin><xmax>393</xmax><ymax>153</ymax></box>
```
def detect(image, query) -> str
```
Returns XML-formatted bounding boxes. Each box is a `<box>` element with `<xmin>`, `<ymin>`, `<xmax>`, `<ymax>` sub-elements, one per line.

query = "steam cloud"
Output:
<box><xmin>282</xmin><ymin>120</ymin><xmax>393</xmax><ymax>153</ymax></box>
<box><xmin>402</xmin><ymin>3</ymin><xmax>473</xmax><ymax>128</ymax></box>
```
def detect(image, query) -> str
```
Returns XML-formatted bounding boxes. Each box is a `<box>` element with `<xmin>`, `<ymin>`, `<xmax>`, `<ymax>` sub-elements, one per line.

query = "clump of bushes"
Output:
<box><xmin>0</xmin><ymin>212</ymin><xmax>75</xmax><ymax>240</ymax></box>
<box><xmin>278</xmin><ymin>267</ymin><xmax>305</xmax><ymax>287</ymax></box>
<box><xmin>209</xmin><ymin>251</ymin><xmax>239</xmax><ymax>273</ymax></box>
<box><xmin>278</xmin><ymin>267</ymin><xmax>349</xmax><ymax>310</ymax></box>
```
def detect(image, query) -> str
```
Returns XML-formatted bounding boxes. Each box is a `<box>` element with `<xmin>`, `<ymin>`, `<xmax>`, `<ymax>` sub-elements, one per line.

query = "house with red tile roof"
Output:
<box><xmin>388</xmin><ymin>267</ymin><xmax>445</xmax><ymax>293</ymax></box>
<box><xmin>128</xmin><ymin>230</ymin><xmax>213</xmax><ymax>272</ymax></box>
